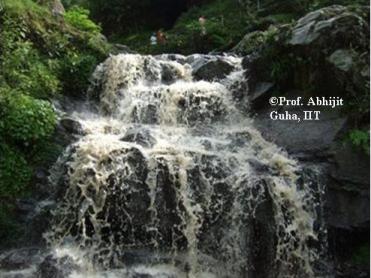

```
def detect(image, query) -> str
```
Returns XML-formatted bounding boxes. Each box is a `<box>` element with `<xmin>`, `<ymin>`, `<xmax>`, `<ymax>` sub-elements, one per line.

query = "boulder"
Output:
<box><xmin>193</xmin><ymin>58</ymin><xmax>235</xmax><ymax>81</ymax></box>
<box><xmin>121</xmin><ymin>128</ymin><xmax>156</xmax><ymax>148</ymax></box>
<box><xmin>254</xmin><ymin>108</ymin><xmax>348</xmax><ymax>159</ymax></box>
<box><xmin>240</xmin><ymin>5</ymin><xmax>369</xmax><ymax>108</ymax></box>
<box><xmin>54</xmin><ymin>117</ymin><xmax>85</xmax><ymax>148</ymax></box>
<box><xmin>59</xmin><ymin>118</ymin><xmax>85</xmax><ymax>136</ymax></box>
<box><xmin>326</xmin><ymin>143</ymin><xmax>370</xmax><ymax>229</ymax></box>
<box><xmin>287</xmin><ymin>6</ymin><xmax>364</xmax><ymax>47</ymax></box>
<box><xmin>160</xmin><ymin>63</ymin><xmax>183</xmax><ymax>84</ymax></box>
<box><xmin>232</xmin><ymin>30</ymin><xmax>268</xmax><ymax>56</ymax></box>
<box><xmin>248</xmin><ymin>82</ymin><xmax>275</xmax><ymax>110</ymax></box>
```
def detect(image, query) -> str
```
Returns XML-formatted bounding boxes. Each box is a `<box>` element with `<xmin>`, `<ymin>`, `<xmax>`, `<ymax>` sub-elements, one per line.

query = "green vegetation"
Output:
<box><xmin>115</xmin><ymin>0</ymin><xmax>368</xmax><ymax>55</ymax></box>
<box><xmin>64</xmin><ymin>6</ymin><xmax>102</xmax><ymax>34</ymax></box>
<box><xmin>151</xmin><ymin>0</ymin><xmax>250</xmax><ymax>54</ymax></box>
<box><xmin>242</xmin><ymin>3</ymin><xmax>369</xmax><ymax>154</ymax></box>
<box><xmin>348</xmin><ymin>129</ymin><xmax>370</xmax><ymax>155</ymax></box>
<box><xmin>0</xmin><ymin>144</ymin><xmax>32</xmax><ymax>198</ymax></box>
<box><xmin>120</xmin><ymin>0</ymin><xmax>250</xmax><ymax>54</ymax></box>
<box><xmin>352</xmin><ymin>244</ymin><xmax>370</xmax><ymax>265</ymax></box>
<box><xmin>0</xmin><ymin>0</ymin><xmax>110</xmax><ymax>244</ymax></box>
<box><xmin>0</xmin><ymin>94</ymin><xmax>56</xmax><ymax>144</ymax></box>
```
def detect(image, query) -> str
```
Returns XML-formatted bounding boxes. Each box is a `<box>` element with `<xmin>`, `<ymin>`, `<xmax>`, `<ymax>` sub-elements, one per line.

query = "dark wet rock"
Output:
<box><xmin>254</xmin><ymin>106</ymin><xmax>369</xmax><ymax>228</ymax></box>
<box><xmin>254</xmin><ymin>109</ymin><xmax>348</xmax><ymax>159</ymax></box>
<box><xmin>241</xmin><ymin>4</ymin><xmax>370</xmax><ymax>209</ymax></box>
<box><xmin>131</xmin><ymin>272</ymin><xmax>177</xmax><ymax>278</ymax></box>
<box><xmin>54</xmin><ymin>117</ymin><xmax>85</xmax><ymax>148</ymax></box>
<box><xmin>12</xmin><ymin>198</ymin><xmax>55</xmax><ymax>246</ymax></box>
<box><xmin>156</xmin><ymin>54</ymin><xmax>187</xmax><ymax>64</ymax></box>
<box><xmin>327</xmin><ymin>49</ymin><xmax>355</xmax><ymax>72</ymax></box>
<box><xmin>15</xmin><ymin>199</ymin><xmax>37</xmax><ymax>221</ymax></box>
<box><xmin>121</xmin><ymin>128</ymin><xmax>156</xmax><ymax>148</ymax></box>
<box><xmin>246</xmin><ymin>182</ymin><xmax>277</xmax><ymax>278</ymax></box>
<box><xmin>1</xmin><ymin>273</ymin><xmax>34</xmax><ymax>278</ymax></box>
<box><xmin>240</xmin><ymin>5</ymin><xmax>369</xmax><ymax>113</ymax></box>
<box><xmin>0</xmin><ymin>248</ymin><xmax>44</xmax><ymax>270</ymax></box>
<box><xmin>329</xmin><ymin>227</ymin><xmax>370</xmax><ymax>278</ymax></box>
<box><xmin>335</xmin><ymin>264</ymin><xmax>369</xmax><ymax>278</ymax></box>
<box><xmin>120</xmin><ymin>250</ymin><xmax>173</xmax><ymax>266</ymax></box>
<box><xmin>151</xmin><ymin>157</ymin><xmax>188</xmax><ymax>249</ymax></box>
<box><xmin>193</xmin><ymin>58</ymin><xmax>235</xmax><ymax>81</ymax></box>
<box><xmin>37</xmin><ymin>254</ymin><xmax>80</xmax><ymax>278</ymax></box>
<box><xmin>327</xmin><ymin>143</ymin><xmax>370</xmax><ymax>229</ymax></box>
<box><xmin>248</xmin><ymin>82</ymin><xmax>275</xmax><ymax>110</ymax></box>
<box><xmin>34</xmin><ymin>168</ymin><xmax>48</xmax><ymax>183</ymax></box>
<box><xmin>132</xmin><ymin>103</ymin><xmax>159</xmax><ymax>124</ymax></box>
<box><xmin>177</xmin><ymin>93</ymin><xmax>227</xmax><ymax>125</ymax></box>
<box><xmin>59</xmin><ymin>118</ymin><xmax>85</xmax><ymax>136</ymax></box>
<box><xmin>288</xmin><ymin>6</ymin><xmax>354</xmax><ymax>46</ymax></box>
<box><xmin>248</xmin><ymin>158</ymin><xmax>270</xmax><ymax>174</ymax></box>
<box><xmin>253</xmin><ymin>105</ymin><xmax>369</xmax><ymax>276</ymax></box>
<box><xmin>160</xmin><ymin>63</ymin><xmax>181</xmax><ymax>84</ymax></box>
<box><xmin>185</xmin><ymin>54</ymin><xmax>211</xmax><ymax>69</ymax></box>
<box><xmin>51</xmin><ymin>146</ymin><xmax>153</xmax><ymax>248</ymax></box>
<box><xmin>28</xmin><ymin>201</ymin><xmax>56</xmax><ymax>245</ymax></box>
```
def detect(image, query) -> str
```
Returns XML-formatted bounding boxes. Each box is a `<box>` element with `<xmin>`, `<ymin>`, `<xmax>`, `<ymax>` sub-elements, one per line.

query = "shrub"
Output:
<box><xmin>64</xmin><ymin>6</ymin><xmax>102</xmax><ymax>34</ymax></box>
<box><xmin>0</xmin><ymin>38</ymin><xmax>61</xmax><ymax>98</ymax></box>
<box><xmin>58</xmin><ymin>51</ymin><xmax>98</xmax><ymax>97</ymax></box>
<box><xmin>0</xmin><ymin>143</ymin><xmax>32</xmax><ymax>198</ymax></box>
<box><xmin>348</xmin><ymin>129</ymin><xmax>370</xmax><ymax>154</ymax></box>
<box><xmin>0</xmin><ymin>93</ymin><xmax>57</xmax><ymax>146</ymax></box>
<box><xmin>0</xmin><ymin>143</ymin><xmax>29</xmax><ymax>244</ymax></box>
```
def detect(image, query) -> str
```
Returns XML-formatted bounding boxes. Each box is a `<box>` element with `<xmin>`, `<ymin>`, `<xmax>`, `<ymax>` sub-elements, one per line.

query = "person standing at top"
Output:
<box><xmin>150</xmin><ymin>32</ymin><xmax>157</xmax><ymax>46</ymax></box>
<box><xmin>198</xmin><ymin>16</ymin><xmax>207</xmax><ymax>35</ymax></box>
<box><xmin>156</xmin><ymin>30</ymin><xmax>167</xmax><ymax>45</ymax></box>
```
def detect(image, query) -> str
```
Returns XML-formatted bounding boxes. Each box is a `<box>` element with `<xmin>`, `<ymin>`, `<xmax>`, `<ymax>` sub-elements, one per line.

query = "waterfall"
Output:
<box><xmin>44</xmin><ymin>54</ymin><xmax>324</xmax><ymax>278</ymax></box>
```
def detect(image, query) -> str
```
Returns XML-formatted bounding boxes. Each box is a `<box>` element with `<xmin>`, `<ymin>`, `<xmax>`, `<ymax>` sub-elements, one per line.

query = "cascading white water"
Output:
<box><xmin>45</xmin><ymin>54</ymin><xmax>324</xmax><ymax>278</ymax></box>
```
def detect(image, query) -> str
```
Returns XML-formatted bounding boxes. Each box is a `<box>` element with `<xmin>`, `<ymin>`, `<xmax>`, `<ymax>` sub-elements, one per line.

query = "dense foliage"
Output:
<box><xmin>64</xmin><ymin>6</ymin><xmax>102</xmax><ymax>33</ymax></box>
<box><xmin>115</xmin><ymin>0</ymin><xmax>369</xmax><ymax>54</ymax></box>
<box><xmin>0</xmin><ymin>0</ymin><xmax>110</xmax><ymax>243</ymax></box>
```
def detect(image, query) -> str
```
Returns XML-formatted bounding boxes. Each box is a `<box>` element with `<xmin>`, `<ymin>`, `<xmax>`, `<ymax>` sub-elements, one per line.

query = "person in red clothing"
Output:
<box><xmin>156</xmin><ymin>30</ymin><xmax>167</xmax><ymax>45</ymax></box>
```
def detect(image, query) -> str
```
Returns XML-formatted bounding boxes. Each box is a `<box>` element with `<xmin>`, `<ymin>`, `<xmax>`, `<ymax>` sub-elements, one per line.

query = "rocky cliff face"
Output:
<box><xmin>234</xmin><ymin>5</ymin><xmax>370</xmax><ymax>277</ymax></box>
